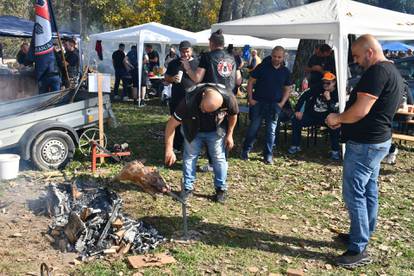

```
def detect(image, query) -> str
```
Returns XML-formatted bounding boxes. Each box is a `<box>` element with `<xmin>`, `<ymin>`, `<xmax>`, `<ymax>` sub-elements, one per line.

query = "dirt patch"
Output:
<box><xmin>0</xmin><ymin>172</ymin><xmax>77</xmax><ymax>275</ymax></box>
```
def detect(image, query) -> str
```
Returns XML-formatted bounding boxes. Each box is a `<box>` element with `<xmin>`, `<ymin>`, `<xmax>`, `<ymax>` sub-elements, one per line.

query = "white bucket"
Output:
<box><xmin>0</xmin><ymin>154</ymin><xmax>20</xmax><ymax>180</ymax></box>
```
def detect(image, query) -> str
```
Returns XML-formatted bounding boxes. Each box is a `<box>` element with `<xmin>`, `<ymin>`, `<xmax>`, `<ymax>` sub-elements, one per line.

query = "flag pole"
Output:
<box><xmin>47</xmin><ymin>0</ymin><xmax>71</xmax><ymax>89</ymax></box>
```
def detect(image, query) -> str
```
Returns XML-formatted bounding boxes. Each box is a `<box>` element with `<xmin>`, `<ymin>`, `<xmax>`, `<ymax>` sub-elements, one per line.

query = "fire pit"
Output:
<box><xmin>45</xmin><ymin>177</ymin><xmax>165</xmax><ymax>259</ymax></box>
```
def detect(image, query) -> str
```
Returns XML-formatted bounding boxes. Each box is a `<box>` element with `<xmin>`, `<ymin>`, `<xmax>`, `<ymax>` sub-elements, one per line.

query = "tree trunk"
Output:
<box><xmin>291</xmin><ymin>40</ymin><xmax>323</xmax><ymax>83</ymax></box>
<box><xmin>291</xmin><ymin>0</ymin><xmax>322</xmax><ymax>84</ymax></box>
<box><xmin>218</xmin><ymin>0</ymin><xmax>233</xmax><ymax>22</ymax></box>
<box><xmin>232</xmin><ymin>0</ymin><xmax>244</xmax><ymax>20</ymax></box>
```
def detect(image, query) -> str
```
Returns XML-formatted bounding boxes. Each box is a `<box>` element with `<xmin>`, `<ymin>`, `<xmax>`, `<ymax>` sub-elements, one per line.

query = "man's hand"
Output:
<box><xmin>295</xmin><ymin>112</ymin><xmax>303</xmax><ymax>120</ymax></box>
<box><xmin>248</xmin><ymin>98</ymin><xmax>257</xmax><ymax>106</ymax></box>
<box><xmin>325</xmin><ymin>113</ymin><xmax>341</xmax><ymax>129</ymax></box>
<box><xmin>174</xmin><ymin>74</ymin><xmax>181</xmax><ymax>83</ymax></box>
<box><xmin>164</xmin><ymin>149</ymin><xmax>177</xmax><ymax>166</ymax></box>
<box><xmin>323</xmin><ymin>90</ymin><xmax>331</xmax><ymax>101</ymax></box>
<box><xmin>312</xmin><ymin>65</ymin><xmax>324</xmax><ymax>72</ymax></box>
<box><xmin>224</xmin><ymin>135</ymin><xmax>234</xmax><ymax>151</ymax></box>
<box><xmin>278</xmin><ymin>102</ymin><xmax>284</xmax><ymax>109</ymax></box>
<box><xmin>180</xmin><ymin>59</ymin><xmax>191</xmax><ymax>72</ymax></box>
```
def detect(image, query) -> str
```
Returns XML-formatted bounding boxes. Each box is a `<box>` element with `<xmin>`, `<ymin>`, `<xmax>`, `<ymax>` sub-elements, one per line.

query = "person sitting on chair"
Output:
<box><xmin>288</xmin><ymin>71</ymin><xmax>340</xmax><ymax>160</ymax></box>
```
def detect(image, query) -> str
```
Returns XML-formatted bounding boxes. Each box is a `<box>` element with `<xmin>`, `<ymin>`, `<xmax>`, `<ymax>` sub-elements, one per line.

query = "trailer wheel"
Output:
<box><xmin>31</xmin><ymin>130</ymin><xmax>75</xmax><ymax>170</ymax></box>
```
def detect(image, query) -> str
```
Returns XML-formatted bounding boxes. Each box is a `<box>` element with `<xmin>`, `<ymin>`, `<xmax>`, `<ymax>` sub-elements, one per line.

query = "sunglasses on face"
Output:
<box><xmin>322</xmin><ymin>81</ymin><xmax>333</xmax><ymax>85</ymax></box>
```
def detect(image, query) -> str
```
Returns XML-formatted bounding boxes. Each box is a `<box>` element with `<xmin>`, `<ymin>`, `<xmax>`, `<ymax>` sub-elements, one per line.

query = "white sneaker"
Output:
<box><xmin>384</xmin><ymin>148</ymin><xmax>398</xmax><ymax>164</ymax></box>
<box><xmin>200</xmin><ymin>164</ymin><xmax>214</xmax><ymax>172</ymax></box>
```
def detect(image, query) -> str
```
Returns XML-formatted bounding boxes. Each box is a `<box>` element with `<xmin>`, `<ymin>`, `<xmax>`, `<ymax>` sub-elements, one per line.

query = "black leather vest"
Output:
<box><xmin>182</xmin><ymin>83</ymin><xmax>232</xmax><ymax>142</ymax></box>
<box><xmin>203</xmin><ymin>50</ymin><xmax>237</xmax><ymax>94</ymax></box>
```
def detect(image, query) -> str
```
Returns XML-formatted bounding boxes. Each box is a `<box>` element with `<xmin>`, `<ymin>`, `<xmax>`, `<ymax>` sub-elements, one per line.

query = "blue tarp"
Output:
<box><xmin>0</xmin><ymin>15</ymin><xmax>79</xmax><ymax>38</ymax></box>
<box><xmin>381</xmin><ymin>41</ymin><xmax>414</xmax><ymax>51</ymax></box>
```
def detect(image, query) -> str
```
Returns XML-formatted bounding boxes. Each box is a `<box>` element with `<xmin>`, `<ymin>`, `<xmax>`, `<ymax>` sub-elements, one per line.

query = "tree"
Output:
<box><xmin>218</xmin><ymin>0</ymin><xmax>233</xmax><ymax>22</ymax></box>
<box><xmin>291</xmin><ymin>0</ymin><xmax>323</xmax><ymax>83</ymax></box>
<box><xmin>161</xmin><ymin>0</ymin><xmax>221</xmax><ymax>32</ymax></box>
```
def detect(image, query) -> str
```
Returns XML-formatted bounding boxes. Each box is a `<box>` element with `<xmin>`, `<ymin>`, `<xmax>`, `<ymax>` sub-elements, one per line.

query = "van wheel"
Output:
<box><xmin>31</xmin><ymin>130</ymin><xmax>75</xmax><ymax>171</ymax></box>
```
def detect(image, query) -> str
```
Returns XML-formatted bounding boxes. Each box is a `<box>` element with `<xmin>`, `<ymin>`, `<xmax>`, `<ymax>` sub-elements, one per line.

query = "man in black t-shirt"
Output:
<box><xmin>64</xmin><ymin>39</ymin><xmax>80</xmax><ymax>86</ymax></box>
<box><xmin>165</xmin><ymin>40</ymin><xmax>199</xmax><ymax>151</ymax></box>
<box><xmin>112</xmin><ymin>43</ymin><xmax>128</xmax><ymax>100</ymax></box>
<box><xmin>305</xmin><ymin>44</ymin><xmax>333</xmax><ymax>89</ymax></box>
<box><xmin>145</xmin><ymin>44</ymin><xmax>159</xmax><ymax>72</ymax></box>
<box><xmin>164</xmin><ymin>85</ymin><xmax>239</xmax><ymax>203</ymax></box>
<box><xmin>326</xmin><ymin>35</ymin><xmax>402</xmax><ymax>268</ymax></box>
<box><xmin>241</xmin><ymin>46</ymin><xmax>292</xmax><ymax>164</ymax></box>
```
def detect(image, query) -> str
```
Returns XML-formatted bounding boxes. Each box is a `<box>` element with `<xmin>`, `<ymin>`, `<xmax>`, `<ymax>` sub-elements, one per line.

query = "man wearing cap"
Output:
<box><xmin>326</xmin><ymin>35</ymin><xmax>402</xmax><ymax>267</ymax></box>
<box><xmin>288</xmin><ymin>71</ymin><xmax>340</xmax><ymax>160</ymax></box>
<box><xmin>241</xmin><ymin>46</ymin><xmax>292</xmax><ymax>164</ymax></box>
<box><xmin>181</xmin><ymin>29</ymin><xmax>242</xmax><ymax>94</ymax></box>
<box><xmin>165</xmin><ymin>41</ymin><xmax>199</xmax><ymax>152</ymax></box>
<box><xmin>164</xmin><ymin>84</ymin><xmax>239</xmax><ymax>203</ymax></box>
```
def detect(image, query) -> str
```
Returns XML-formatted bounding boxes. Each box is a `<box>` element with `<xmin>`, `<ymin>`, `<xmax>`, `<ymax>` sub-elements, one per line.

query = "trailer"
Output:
<box><xmin>0</xmin><ymin>89</ymin><xmax>116</xmax><ymax>170</ymax></box>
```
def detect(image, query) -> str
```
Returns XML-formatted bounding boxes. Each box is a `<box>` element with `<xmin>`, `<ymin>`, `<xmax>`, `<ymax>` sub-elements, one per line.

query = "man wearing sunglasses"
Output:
<box><xmin>288</xmin><ymin>72</ymin><xmax>340</xmax><ymax>160</ymax></box>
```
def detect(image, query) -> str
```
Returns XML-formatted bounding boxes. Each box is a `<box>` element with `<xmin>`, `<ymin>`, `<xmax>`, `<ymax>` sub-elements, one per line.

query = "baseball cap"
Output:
<box><xmin>179</xmin><ymin>40</ymin><xmax>192</xmax><ymax>49</ymax></box>
<box><xmin>322</xmin><ymin>72</ymin><xmax>336</xmax><ymax>81</ymax></box>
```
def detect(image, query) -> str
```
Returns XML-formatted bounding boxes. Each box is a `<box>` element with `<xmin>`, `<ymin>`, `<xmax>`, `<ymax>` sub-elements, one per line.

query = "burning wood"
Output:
<box><xmin>46</xmin><ymin>178</ymin><xmax>165</xmax><ymax>259</ymax></box>
<box><xmin>114</xmin><ymin>161</ymin><xmax>171</xmax><ymax>196</ymax></box>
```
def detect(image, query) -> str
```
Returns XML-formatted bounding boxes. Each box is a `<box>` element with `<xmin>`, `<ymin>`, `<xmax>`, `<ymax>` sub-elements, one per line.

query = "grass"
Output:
<box><xmin>71</xmin><ymin>100</ymin><xmax>414</xmax><ymax>275</ymax></box>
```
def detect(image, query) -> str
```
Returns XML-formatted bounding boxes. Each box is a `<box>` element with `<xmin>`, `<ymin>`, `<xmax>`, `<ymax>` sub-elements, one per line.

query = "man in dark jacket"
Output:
<box><xmin>164</xmin><ymin>84</ymin><xmax>239</xmax><ymax>203</ymax></box>
<box><xmin>288</xmin><ymin>72</ymin><xmax>340</xmax><ymax>160</ymax></box>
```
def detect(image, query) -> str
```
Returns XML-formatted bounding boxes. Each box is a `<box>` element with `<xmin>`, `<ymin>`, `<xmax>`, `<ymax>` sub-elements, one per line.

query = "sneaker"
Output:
<box><xmin>200</xmin><ymin>164</ymin><xmax>214</xmax><ymax>172</ymax></box>
<box><xmin>335</xmin><ymin>249</ymin><xmax>371</xmax><ymax>268</ymax></box>
<box><xmin>180</xmin><ymin>189</ymin><xmax>193</xmax><ymax>202</ymax></box>
<box><xmin>264</xmin><ymin>155</ymin><xmax>273</xmax><ymax>164</ymax></box>
<box><xmin>383</xmin><ymin>148</ymin><xmax>398</xmax><ymax>164</ymax></box>
<box><xmin>122</xmin><ymin>96</ymin><xmax>129</xmax><ymax>101</ymax></box>
<box><xmin>114</xmin><ymin>95</ymin><xmax>121</xmax><ymax>100</ymax></box>
<box><xmin>288</xmin><ymin>146</ymin><xmax>301</xmax><ymax>154</ymax></box>
<box><xmin>240</xmin><ymin>151</ymin><xmax>249</xmax><ymax>160</ymax></box>
<box><xmin>215</xmin><ymin>189</ymin><xmax>227</xmax><ymax>203</ymax></box>
<box><xmin>330</xmin><ymin>150</ymin><xmax>340</xmax><ymax>161</ymax></box>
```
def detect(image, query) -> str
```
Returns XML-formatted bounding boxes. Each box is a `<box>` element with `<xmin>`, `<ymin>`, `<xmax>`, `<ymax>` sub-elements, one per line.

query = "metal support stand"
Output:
<box><xmin>166</xmin><ymin>191</ymin><xmax>188</xmax><ymax>240</ymax></box>
<box><xmin>90</xmin><ymin>142</ymin><xmax>131</xmax><ymax>173</ymax></box>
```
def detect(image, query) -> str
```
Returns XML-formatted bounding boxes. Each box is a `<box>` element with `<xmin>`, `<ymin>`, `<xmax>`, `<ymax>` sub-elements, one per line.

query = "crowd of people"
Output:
<box><xmin>162</xmin><ymin>31</ymin><xmax>403</xmax><ymax>268</ymax></box>
<box><xmin>106</xmin><ymin>31</ymin><xmax>405</xmax><ymax>268</ymax></box>
<box><xmin>12</xmin><ymin>38</ymin><xmax>80</xmax><ymax>93</ymax></box>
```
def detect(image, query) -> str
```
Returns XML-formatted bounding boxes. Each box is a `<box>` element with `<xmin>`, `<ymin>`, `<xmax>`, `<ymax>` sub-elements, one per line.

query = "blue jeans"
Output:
<box><xmin>39</xmin><ymin>75</ymin><xmax>61</xmax><ymax>94</ymax></box>
<box><xmin>342</xmin><ymin>139</ymin><xmax>391</xmax><ymax>253</ymax></box>
<box><xmin>291</xmin><ymin>113</ymin><xmax>340</xmax><ymax>151</ymax></box>
<box><xmin>243</xmin><ymin>101</ymin><xmax>281</xmax><ymax>157</ymax></box>
<box><xmin>182</xmin><ymin>131</ymin><xmax>227</xmax><ymax>191</ymax></box>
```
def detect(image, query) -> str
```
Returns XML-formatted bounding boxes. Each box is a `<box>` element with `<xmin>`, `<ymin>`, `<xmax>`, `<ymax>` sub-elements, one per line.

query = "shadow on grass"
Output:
<box><xmin>142</xmin><ymin>215</ymin><xmax>339</xmax><ymax>262</ymax></box>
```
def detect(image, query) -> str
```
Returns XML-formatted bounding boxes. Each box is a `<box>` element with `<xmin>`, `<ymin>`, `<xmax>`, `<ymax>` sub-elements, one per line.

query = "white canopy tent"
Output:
<box><xmin>271</xmin><ymin>38</ymin><xmax>299</xmax><ymax>50</ymax></box>
<box><xmin>89</xmin><ymin>22</ymin><xmax>197</xmax><ymax>104</ymax></box>
<box><xmin>212</xmin><ymin>0</ymin><xmax>414</xmax><ymax>112</ymax></box>
<box><xmin>195</xmin><ymin>29</ymin><xmax>275</xmax><ymax>49</ymax></box>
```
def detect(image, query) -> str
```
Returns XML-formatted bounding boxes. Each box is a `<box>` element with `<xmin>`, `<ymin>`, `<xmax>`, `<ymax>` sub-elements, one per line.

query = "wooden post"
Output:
<box><xmin>97</xmin><ymin>73</ymin><xmax>105</xmax><ymax>163</ymax></box>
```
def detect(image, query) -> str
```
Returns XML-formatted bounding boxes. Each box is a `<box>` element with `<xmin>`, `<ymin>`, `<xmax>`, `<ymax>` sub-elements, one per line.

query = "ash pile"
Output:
<box><xmin>46</xmin><ymin>178</ymin><xmax>165</xmax><ymax>259</ymax></box>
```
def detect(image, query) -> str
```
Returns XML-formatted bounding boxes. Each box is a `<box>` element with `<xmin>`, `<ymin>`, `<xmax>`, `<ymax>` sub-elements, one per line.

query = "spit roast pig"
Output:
<box><xmin>114</xmin><ymin>161</ymin><xmax>171</xmax><ymax>196</ymax></box>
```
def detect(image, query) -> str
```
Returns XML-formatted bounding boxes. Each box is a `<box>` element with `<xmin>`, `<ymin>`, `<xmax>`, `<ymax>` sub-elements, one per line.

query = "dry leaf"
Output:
<box><xmin>280</xmin><ymin>215</ymin><xmax>289</xmax><ymax>220</ymax></box>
